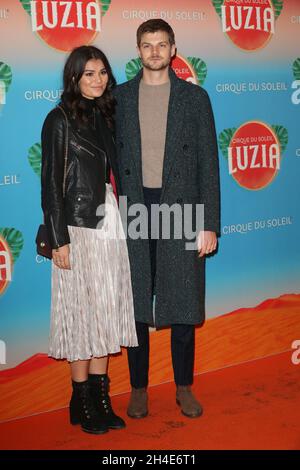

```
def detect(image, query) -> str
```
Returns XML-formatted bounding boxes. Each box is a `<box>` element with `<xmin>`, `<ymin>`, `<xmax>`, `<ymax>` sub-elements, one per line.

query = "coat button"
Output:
<box><xmin>77</xmin><ymin>197</ymin><xmax>81</xmax><ymax>201</ymax></box>
<box><xmin>125</xmin><ymin>169</ymin><xmax>130</xmax><ymax>175</ymax></box>
<box><xmin>120</xmin><ymin>142</ymin><xmax>124</xmax><ymax>148</ymax></box>
<box><xmin>183</xmin><ymin>144</ymin><xmax>189</xmax><ymax>151</ymax></box>
<box><xmin>177</xmin><ymin>198</ymin><xmax>183</xmax><ymax>204</ymax></box>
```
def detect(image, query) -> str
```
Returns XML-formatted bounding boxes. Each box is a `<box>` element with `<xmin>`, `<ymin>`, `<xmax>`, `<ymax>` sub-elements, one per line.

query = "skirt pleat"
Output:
<box><xmin>48</xmin><ymin>184</ymin><xmax>138</xmax><ymax>362</ymax></box>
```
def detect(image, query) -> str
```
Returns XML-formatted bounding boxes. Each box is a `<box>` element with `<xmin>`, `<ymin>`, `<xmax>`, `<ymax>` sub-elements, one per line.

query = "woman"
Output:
<box><xmin>41</xmin><ymin>46</ymin><xmax>137</xmax><ymax>435</ymax></box>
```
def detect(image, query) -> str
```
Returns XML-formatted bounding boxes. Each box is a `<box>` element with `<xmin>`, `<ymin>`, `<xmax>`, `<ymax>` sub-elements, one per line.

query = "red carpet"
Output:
<box><xmin>0</xmin><ymin>351</ymin><xmax>299</xmax><ymax>450</ymax></box>
<box><xmin>1</xmin><ymin>293</ymin><xmax>299</xmax><ymax>423</ymax></box>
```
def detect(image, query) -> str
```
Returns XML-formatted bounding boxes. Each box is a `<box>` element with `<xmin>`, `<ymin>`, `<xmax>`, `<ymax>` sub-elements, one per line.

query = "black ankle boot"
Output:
<box><xmin>88</xmin><ymin>374</ymin><xmax>126</xmax><ymax>430</ymax></box>
<box><xmin>69</xmin><ymin>380</ymin><xmax>108</xmax><ymax>434</ymax></box>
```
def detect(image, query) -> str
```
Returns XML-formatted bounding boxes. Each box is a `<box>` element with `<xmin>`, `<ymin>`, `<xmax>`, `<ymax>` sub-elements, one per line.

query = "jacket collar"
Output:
<box><xmin>128</xmin><ymin>66</ymin><xmax>181</xmax><ymax>94</ymax></box>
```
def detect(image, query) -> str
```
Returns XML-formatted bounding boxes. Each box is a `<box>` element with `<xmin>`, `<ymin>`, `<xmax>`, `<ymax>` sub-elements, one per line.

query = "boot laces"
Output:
<box><xmin>80</xmin><ymin>388</ymin><xmax>98</xmax><ymax>419</ymax></box>
<box><xmin>100</xmin><ymin>385</ymin><xmax>112</xmax><ymax>414</ymax></box>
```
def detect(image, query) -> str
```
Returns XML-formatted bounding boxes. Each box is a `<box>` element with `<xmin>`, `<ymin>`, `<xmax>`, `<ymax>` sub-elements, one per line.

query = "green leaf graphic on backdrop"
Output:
<box><xmin>0</xmin><ymin>62</ymin><xmax>12</xmax><ymax>93</ymax></box>
<box><xmin>19</xmin><ymin>0</ymin><xmax>31</xmax><ymax>15</ymax></box>
<box><xmin>99</xmin><ymin>0</ymin><xmax>111</xmax><ymax>16</ymax></box>
<box><xmin>0</xmin><ymin>228</ymin><xmax>24</xmax><ymax>263</ymax></box>
<box><xmin>293</xmin><ymin>58</ymin><xmax>300</xmax><ymax>80</ymax></box>
<box><xmin>271</xmin><ymin>125</ymin><xmax>288</xmax><ymax>154</ymax></box>
<box><xmin>28</xmin><ymin>143</ymin><xmax>42</xmax><ymax>177</ymax></box>
<box><xmin>125</xmin><ymin>58</ymin><xmax>142</xmax><ymax>81</ymax></box>
<box><xmin>186</xmin><ymin>57</ymin><xmax>207</xmax><ymax>86</ymax></box>
<box><xmin>211</xmin><ymin>0</ymin><xmax>224</xmax><ymax>19</ymax></box>
<box><xmin>271</xmin><ymin>0</ymin><xmax>283</xmax><ymax>18</ymax></box>
<box><xmin>218</xmin><ymin>128</ymin><xmax>237</xmax><ymax>159</ymax></box>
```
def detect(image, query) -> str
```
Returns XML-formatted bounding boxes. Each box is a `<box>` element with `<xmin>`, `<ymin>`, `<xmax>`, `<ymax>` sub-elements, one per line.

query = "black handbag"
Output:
<box><xmin>35</xmin><ymin>223</ymin><xmax>52</xmax><ymax>259</ymax></box>
<box><xmin>36</xmin><ymin>106</ymin><xmax>69</xmax><ymax>259</ymax></box>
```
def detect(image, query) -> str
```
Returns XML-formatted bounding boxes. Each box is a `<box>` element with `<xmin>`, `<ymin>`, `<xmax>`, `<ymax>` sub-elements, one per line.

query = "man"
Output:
<box><xmin>114</xmin><ymin>19</ymin><xmax>220</xmax><ymax>419</ymax></box>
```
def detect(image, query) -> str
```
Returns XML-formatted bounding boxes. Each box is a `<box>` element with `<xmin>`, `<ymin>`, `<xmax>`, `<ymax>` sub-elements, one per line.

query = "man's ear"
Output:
<box><xmin>136</xmin><ymin>45</ymin><xmax>141</xmax><ymax>58</ymax></box>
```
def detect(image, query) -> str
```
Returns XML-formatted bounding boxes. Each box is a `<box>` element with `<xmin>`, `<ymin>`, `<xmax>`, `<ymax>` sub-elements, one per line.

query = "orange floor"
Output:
<box><xmin>2</xmin><ymin>293</ymin><xmax>300</xmax><ymax>424</ymax></box>
<box><xmin>0</xmin><ymin>350</ymin><xmax>299</xmax><ymax>450</ymax></box>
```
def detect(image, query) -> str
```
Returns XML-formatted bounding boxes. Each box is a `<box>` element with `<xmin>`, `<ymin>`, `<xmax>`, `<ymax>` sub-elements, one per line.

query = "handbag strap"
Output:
<box><xmin>57</xmin><ymin>105</ymin><xmax>69</xmax><ymax>198</ymax></box>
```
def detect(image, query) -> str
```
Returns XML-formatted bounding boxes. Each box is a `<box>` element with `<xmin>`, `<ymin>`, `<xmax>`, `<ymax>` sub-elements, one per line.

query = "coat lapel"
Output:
<box><xmin>125</xmin><ymin>72</ymin><xmax>144</xmax><ymax>189</ymax></box>
<box><xmin>160</xmin><ymin>69</ymin><xmax>186</xmax><ymax>200</ymax></box>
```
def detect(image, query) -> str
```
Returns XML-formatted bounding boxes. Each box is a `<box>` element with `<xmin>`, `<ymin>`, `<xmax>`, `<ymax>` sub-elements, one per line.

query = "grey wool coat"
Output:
<box><xmin>114</xmin><ymin>68</ymin><xmax>220</xmax><ymax>327</ymax></box>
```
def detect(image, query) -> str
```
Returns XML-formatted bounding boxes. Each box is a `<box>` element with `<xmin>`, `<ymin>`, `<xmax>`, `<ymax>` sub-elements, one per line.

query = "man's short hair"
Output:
<box><xmin>137</xmin><ymin>19</ymin><xmax>175</xmax><ymax>47</ymax></box>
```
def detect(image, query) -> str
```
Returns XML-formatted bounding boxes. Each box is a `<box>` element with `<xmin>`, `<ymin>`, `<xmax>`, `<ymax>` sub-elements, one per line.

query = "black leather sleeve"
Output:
<box><xmin>41</xmin><ymin>108</ymin><xmax>70</xmax><ymax>249</ymax></box>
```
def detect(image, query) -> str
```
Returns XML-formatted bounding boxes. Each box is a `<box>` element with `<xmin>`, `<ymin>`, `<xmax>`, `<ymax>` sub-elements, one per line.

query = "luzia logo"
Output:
<box><xmin>212</xmin><ymin>0</ymin><xmax>283</xmax><ymax>51</ymax></box>
<box><xmin>0</xmin><ymin>229</ymin><xmax>24</xmax><ymax>296</ymax></box>
<box><xmin>20</xmin><ymin>0</ymin><xmax>111</xmax><ymax>52</ymax></box>
<box><xmin>219</xmin><ymin>121</ymin><xmax>288</xmax><ymax>190</ymax></box>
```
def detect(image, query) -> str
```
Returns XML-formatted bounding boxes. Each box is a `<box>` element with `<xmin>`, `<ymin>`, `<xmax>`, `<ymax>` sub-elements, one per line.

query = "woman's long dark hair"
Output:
<box><xmin>61</xmin><ymin>45</ymin><xmax>116</xmax><ymax>129</ymax></box>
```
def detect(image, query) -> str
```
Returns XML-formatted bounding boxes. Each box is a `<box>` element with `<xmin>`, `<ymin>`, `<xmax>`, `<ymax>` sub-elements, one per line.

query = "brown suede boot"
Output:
<box><xmin>176</xmin><ymin>385</ymin><xmax>203</xmax><ymax>418</ymax></box>
<box><xmin>127</xmin><ymin>387</ymin><xmax>148</xmax><ymax>419</ymax></box>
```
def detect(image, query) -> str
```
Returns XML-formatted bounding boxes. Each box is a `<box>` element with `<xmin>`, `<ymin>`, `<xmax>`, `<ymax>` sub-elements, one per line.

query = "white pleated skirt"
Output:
<box><xmin>48</xmin><ymin>184</ymin><xmax>138</xmax><ymax>362</ymax></box>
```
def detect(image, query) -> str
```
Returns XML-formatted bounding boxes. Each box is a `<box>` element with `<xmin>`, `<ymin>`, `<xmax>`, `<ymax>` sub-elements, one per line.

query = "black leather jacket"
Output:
<box><xmin>41</xmin><ymin>104</ymin><xmax>119</xmax><ymax>249</ymax></box>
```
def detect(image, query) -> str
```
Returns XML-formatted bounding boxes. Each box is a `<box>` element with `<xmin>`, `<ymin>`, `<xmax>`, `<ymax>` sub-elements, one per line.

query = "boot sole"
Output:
<box><xmin>108</xmin><ymin>423</ymin><xmax>126</xmax><ymax>430</ymax></box>
<box><xmin>81</xmin><ymin>426</ymin><xmax>109</xmax><ymax>435</ymax></box>
<box><xmin>127</xmin><ymin>411</ymin><xmax>148</xmax><ymax>419</ymax></box>
<box><xmin>71</xmin><ymin>414</ymin><xmax>125</xmax><ymax>430</ymax></box>
<box><xmin>176</xmin><ymin>399</ymin><xmax>203</xmax><ymax>418</ymax></box>
<box><xmin>70</xmin><ymin>418</ymin><xmax>81</xmax><ymax>425</ymax></box>
<box><xmin>71</xmin><ymin>420</ymin><xmax>109</xmax><ymax>434</ymax></box>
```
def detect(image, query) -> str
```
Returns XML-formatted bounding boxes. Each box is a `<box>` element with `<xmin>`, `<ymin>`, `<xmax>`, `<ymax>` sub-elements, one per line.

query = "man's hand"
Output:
<box><xmin>52</xmin><ymin>244</ymin><xmax>71</xmax><ymax>269</ymax></box>
<box><xmin>197</xmin><ymin>231</ymin><xmax>217</xmax><ymax>258</ymax></box>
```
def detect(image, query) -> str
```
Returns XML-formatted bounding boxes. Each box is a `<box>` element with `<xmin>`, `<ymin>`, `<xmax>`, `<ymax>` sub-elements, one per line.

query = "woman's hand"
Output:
<box><xmin>52</xmin><ymin>244</ymin><xmax>71</xmax><ymax>270</ymax></box>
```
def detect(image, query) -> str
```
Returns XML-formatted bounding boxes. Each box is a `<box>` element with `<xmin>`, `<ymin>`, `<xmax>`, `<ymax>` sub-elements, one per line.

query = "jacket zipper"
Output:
<box><xmin>66</xmin><ymin>160</ymin><xmax>74</xmax><ymax>177</ymax></box>
<box><xmin>76</xmin><ymin>135</ymin><xmax>107</xmax><ymax>180</ymax></box>
<box><xmin>71</xmin><ymin>135</ymin><xmax>108</xmax><ymax>193</ymax></box>
<box><xmin>70</xmin><ymin>140</ymin><xmax>95</xmax><ymax>157</ymax></box>
<box><xmin>50</xmin><ymin>215</ymin><xmax>59</xmax><ymax>248</ymax></box>
<box><xmin>76</xmin><ymin>134</ymin><xmax>104</xmax><ymax>153</ymax></box>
